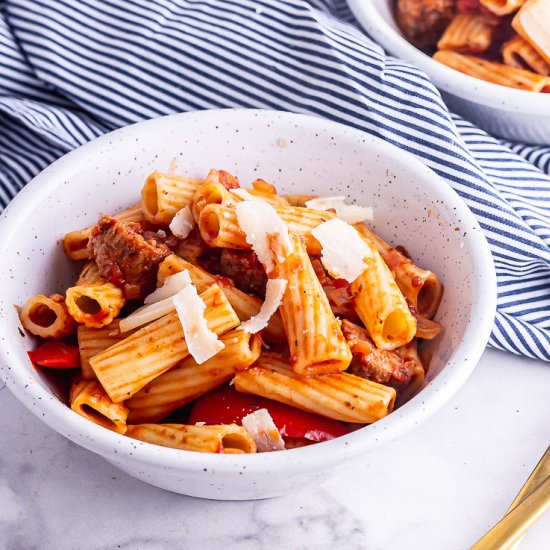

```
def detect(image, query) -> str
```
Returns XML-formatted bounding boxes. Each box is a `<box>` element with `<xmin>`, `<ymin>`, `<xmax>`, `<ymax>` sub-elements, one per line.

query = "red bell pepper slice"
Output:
<box><xmin>28</xmin><ymin>340</ymin><xmax>80</xmax><ymax>369</ymax></box>
<box><xmin>189</xmin><ymin>385</ymin><xmax>350</xmax><ymax>442</ymax></box>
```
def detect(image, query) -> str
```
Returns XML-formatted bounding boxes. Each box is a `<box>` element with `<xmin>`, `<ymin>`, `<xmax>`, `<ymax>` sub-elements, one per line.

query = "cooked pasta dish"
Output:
<box><xmin>396</xmin><ymin>0</ymin><xmax>550</xmax><ymax>92</ymax></box>
<box><xmin>19</xmin><ymin>169</ymin><xmax>443</xmax><ymax>454</ymax></box>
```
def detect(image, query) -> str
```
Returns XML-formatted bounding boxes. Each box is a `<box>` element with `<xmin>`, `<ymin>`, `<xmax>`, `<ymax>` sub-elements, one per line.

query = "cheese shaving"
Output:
<box><xmin>241</xmin><ymin>279</ymin><xmax>287</xmax><ymax>333</ymax></box>
<box><xmin>235</xmin><ymin>200</ymin><xmax>291</xmax><ymax>273</ymax></box>
<box><xmin>305</xmin><ymin>196</ymin><xmax>373</xmax><ymax>223</ymax></box>
<box><xmin>169</xmin><ymin>205</ymin><xmax>195</xmax><ymax>238</ymax></box>
<box><xmin>311</xmin><ymin>218</ymin><xmax>371</xmax><ymax>283</ymax></box>
<box><xmin>172</xmin><ymin>283</ymin><xmax>225</xmax><ymax>364</ymax></box>
<box><xmin>119</xmin><ymin>296</ymin><xmax>176</xmax><ymax>333</ymax></box>
<box><xmin>241</xmin><ymin>409</ymin><xmax>285</xmax><ymax>452</ymax></box>
<box><xmin>144</xmin><ymin>270</ymin><xmax>192</xmax><ymax>304</ymax></box>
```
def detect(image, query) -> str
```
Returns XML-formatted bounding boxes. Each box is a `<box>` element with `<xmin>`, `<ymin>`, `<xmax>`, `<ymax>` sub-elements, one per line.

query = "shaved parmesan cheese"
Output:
<box><xmin>232</xmin><ymin>188</ymin><xmax>263</xmax><ymax>202</ymax></box>
<box><xmin>241</xmin><ymin>409</ymin><xmax>285</xmax><ymax>452</ymax></box>
<box><xmin>119</xmin><ymin>297</ymin><xmax>176</xmax><ymax>333</ymax></box>
<box><xmin>311</xmin><ymin>218</ymin><xmax>371</xmax><ymax>283</ymax></box>
<box><xmin>235</xmin><ymin>200</ymin><xmax>291</xmax><ymax>273</ymax></box>
<box><xmin>172</xmin><ymin>284</ymin><xmax>225</xmax><ymax>364</ymax></box>
<box><xmin>144</xmin><ymin>270</ymin><xmax>192</xmax><ymax>304</ymax></box>
<box><xmin>305</xmin><ymin>196</ymin><xmax>373</xmax><ymax>223</ymax></box>
<box><xmin>241</xmin><ymin>279</ymin><xmax>287</xmax><ymax>333</ymax></box>
<box><xmin>169</xmin><ymin>205</ymin><xmax>195</xmax><ymax>238</ymax></box>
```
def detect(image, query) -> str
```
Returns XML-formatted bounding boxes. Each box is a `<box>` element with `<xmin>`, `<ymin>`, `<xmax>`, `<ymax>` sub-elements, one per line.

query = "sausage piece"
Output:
<box><xmin>396</xmin><ymin>0</ymin><xmax>456</xmax><ymax>49</ymax></box>
<box><xmin>90</xmin><ymin>216</ymin><xmax>172</xmax><ymax>299</ymax></box>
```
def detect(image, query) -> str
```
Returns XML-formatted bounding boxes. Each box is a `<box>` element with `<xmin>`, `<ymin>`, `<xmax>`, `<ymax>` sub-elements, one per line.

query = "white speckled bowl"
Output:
<box><xmin>0</xmin><ymin>109</ymin><xmax>496</xmax><ymax>500</ymax></box>
<box><xmin>348</xmin><ymin>0</ymin><xmax>550</xmax><ymax>145</ymax></box>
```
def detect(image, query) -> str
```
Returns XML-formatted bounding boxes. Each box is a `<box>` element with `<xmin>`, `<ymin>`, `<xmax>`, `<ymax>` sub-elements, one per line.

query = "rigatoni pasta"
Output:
<box><xmin>19</xmin><ymin>294</ymin><xmax>76</xmax><ymax>339</ymax></box>
<box><xmin>354</xmin><ymin>223</ymin><xmax>442</xmax><ymax>318</ymax></box>
<box><xmin>437</xmin><ymin>14</ymin><xmax>495</xmax><ymax>53</ymax></box>
<box><xmin>433</xmin><ymin>50</ymin><xmax>550</xmax><ymax>91</ymax></box>
<box><xmin>141</xmin><ymin>171</ymin><xmax>202</xmax><ymax>224</ymax></box>
<box><xmin>22</xmin><ymin>167</ymin><xmax>443</xmax><ymax>455</ymax></box>
<box><xmin>502</xmin><ymin>35</ymin><xmax>550</xmax><ymax>75</ymax></box>
<box><xmin>77</xmin><ymin>320</ymin><xmax>130</xmax><ymax>379</ymax></box>
<box><xmin>270</xmin><ymin>233</ymin><xmax>352</xmax><ymax>375</ymax></box>
<box><xmin>234</xmin><ymin>354</ymin><xmax>396</xmax><ymax>423</ymax></box>
<box><xmin>65</xmin><ymin>263</ymin><xmax>125</xmax><ymax>328</ymax></box>
<box><xmin>351</xmin><ymin>235</ymin><xmax>417</xmax><ymax>351</ymax></box>
<box><xmin>126</xmin><ymin>423</ymin><xmax>257</xmax><ymax>453</ymax></box>
<box><xmin>70</xmin><ymin>379</ymin><xmax>129</xmax><ymax>434</ymax></box>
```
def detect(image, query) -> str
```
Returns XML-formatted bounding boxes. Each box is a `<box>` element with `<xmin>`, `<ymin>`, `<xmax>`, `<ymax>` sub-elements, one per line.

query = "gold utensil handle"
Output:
<box><xmin>504</xmin><ymin>446</ymin><xmax>550</xmax><ymax>550</ymax></box>
<box><xmin>470</xmin><ymin>476</ymin><xmax>550</xmax><ymax>550</ymax></box>
<box><xmin>507</xmin><ymin>446</ymin><xmax>550</xmax><ymax>513</ymax></box>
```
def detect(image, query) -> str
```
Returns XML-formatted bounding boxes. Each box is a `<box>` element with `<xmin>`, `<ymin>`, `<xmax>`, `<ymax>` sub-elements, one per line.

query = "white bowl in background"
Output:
<box><xmin>0</xmin><ymin>109</ymin><xmax>496</xmax><ymax>500</ymax></box>
<box><xmin>348</xmin><ymin>0</ymin><xmax>550</xmax><ymax>145</ymax></box>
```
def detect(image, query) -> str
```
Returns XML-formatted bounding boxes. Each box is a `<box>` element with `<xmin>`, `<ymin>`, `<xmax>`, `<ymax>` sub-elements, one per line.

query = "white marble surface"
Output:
<box><xmin>1</xmin><ymin>348</ymin><xmax>549</xmax><ymax>550</ymax></box>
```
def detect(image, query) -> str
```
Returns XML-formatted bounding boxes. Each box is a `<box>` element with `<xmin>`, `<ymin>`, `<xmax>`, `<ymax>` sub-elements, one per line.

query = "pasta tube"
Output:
<box><xmin>234</xmin><ymin>353</ymin><xmax>396</xmax><ymax>423</ymax></box>
<box><xmin>141</xmin><ymin>171</ymin><xmax>202</xmax><ymax>224</ymax></box>
<box><xmin>191</xmin><ymin>170</ymin><xmax>287</xmax><ymax>222</ymax></box>
<box><xmin>126</xmin><ymin>423</ymin><xmax>257</xmax><ymax>454</ymax></box>
<box><xmin>433</xmin><ymin>50</ymin><xmax>550</xmax><ymax>92</ymax></box>
<box><xmin>503</xmin><ymin>35</ymin><xmax>550</xmax><ymax>76</ymax></box>
<box><xmin>355</xmin><ymin>223</ymin><xmax>442</xmax><ymax>318</ymax></box>
<box><xmin>19</xmin><ymin>293</ymin><xmax>76</xmax><ymax>339</ymax></box>
<box><xmin>90</xmin><ymin>284</ymin><xmax>239</xmax><ymax>402</ymax></box>
<box><xmin>63</xmin><ymin>203</ymin><xmax>143</xmax><ymax>261</ymax></box>
<box><xmin>271</xmin><ymin>233</ymin><xmax>352</xmax><ymax>375</ymax></box>
<box><xmin>351</xmin><ymin>235</ymin><xmax>416</xmax><ymax>351</ymax></box>
<box><xmin>70</xmin><ymin>379</ymin><xmax>129</xmax><ymax>434</ymax></box>
<box><xmin>126</xmin><ymin>329</ymin><xmax>261</xmax><ymax>423</ymax></box>
<box><xmin>191</xmin><ymin>180</ymin><xmax>233</xmax><ymax>222</ymax></box>
<box><xmin>65</xmin><ymin>263</ymin><xmax>124</xmax><ymax>328</ymax></box>
<box><xmin>437</xmin><ymin>14</ymin><xmax>495</xmax><ymax>53</ymax></box>
<box><xmin>157</xmin><ymin>255</ymin><xmax>285</xmax><ymax>342</ymax></box>
<box><xmin>77</xmin><ymin>319</ymin><xmax>130</xmax><ymax>380</ymax></box>
<box><xmin>198</xmin><ymin>203</ymin><xmax>334</xmax><ymax>254</ymax></box>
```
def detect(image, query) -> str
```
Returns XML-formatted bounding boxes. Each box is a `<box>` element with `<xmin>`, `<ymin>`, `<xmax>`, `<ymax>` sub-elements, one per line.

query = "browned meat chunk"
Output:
<box><xmin>142</xmin><ymin>228</ymin><xmax>180</xmax><ymax>250</ymax></box>
<box><xmin>342</xmin><ymin>319</ymin><xmax>416</xmax><ymax>392</ymax></box>
<box><xmin>219</xmin><ymin>249</ymin><xmax>267</xmax><ymax>297</ymax></box>
<box><xmin>90</xmin><ymin>216</ymin><xmax>171</xmax><ymax>299</ymax></box>
<box><xmin>396</xmin><ymin>0</ymin><xmax>456</xmax><ymax>49</ymax></box>
<box><xmin>311</xmin><ymin>259</ymin><xmax>358</xmax><ymax>322</ymax></box>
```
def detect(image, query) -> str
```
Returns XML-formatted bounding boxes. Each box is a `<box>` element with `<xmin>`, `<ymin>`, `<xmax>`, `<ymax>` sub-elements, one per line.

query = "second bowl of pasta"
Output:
<box><xmin>348</xmin><ymin>0</ymin><xmax>550</xmax><ymax>144</ymax></box>
<box><xmin>0</xmin><ymin>109</ymin><xmax>496</xmax><ymax>499</ymax></box>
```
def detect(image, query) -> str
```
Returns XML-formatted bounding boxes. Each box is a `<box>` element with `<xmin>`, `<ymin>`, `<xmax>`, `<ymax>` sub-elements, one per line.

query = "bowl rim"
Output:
<box><xmin>0</xmin><ymin>108</ymin><xmax>497</xmax><ymax>475</ymax></box>
<box><xmin>347</xmin><ymin>0</ymin><xmax>550</xmax><ymax>115</ymax></box>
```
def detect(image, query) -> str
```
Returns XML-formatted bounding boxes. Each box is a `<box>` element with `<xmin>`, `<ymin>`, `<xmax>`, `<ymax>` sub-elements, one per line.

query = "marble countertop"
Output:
<box><xmin>1</xmin><ymin>348</ymin><xmax>549</xmax><ymax>550</ymax></box>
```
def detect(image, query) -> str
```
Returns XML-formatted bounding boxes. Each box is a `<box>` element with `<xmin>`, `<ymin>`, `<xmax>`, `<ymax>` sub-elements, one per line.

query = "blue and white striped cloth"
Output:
<box><xmin>2</xmin><ymin>0</ymin><xmax>550</xmax><ymax>362</ymax></box>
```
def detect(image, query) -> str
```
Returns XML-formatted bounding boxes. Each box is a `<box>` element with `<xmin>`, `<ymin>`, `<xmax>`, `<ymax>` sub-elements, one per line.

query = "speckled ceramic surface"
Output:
<box><xmin>348</xmin><ymin>0</ymin><xmax>550</xmax><ymax>145</ymax></box>
<box><xmin>0</xmin><ymin>109</ymin><xmax>496</xmax><ymax>500</ymax></box>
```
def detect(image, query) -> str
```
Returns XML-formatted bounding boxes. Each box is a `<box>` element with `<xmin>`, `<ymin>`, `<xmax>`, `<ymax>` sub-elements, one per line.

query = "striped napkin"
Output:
<box><xmin>2</xmin><ymin>0</ymin><xmax>550</xmax><ymax>361</ymax></box>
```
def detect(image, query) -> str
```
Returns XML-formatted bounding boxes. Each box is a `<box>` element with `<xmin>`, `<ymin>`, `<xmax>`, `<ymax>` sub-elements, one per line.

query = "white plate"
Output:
<box><xmin>0</xmin><ymin>109</ymin><xmax>496</xmax><ymax>499</ymax></box>
<box><xmin>348</xmin><ymin>0</ymin><xmax>550</xmax><ymax>144</ymax></box>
